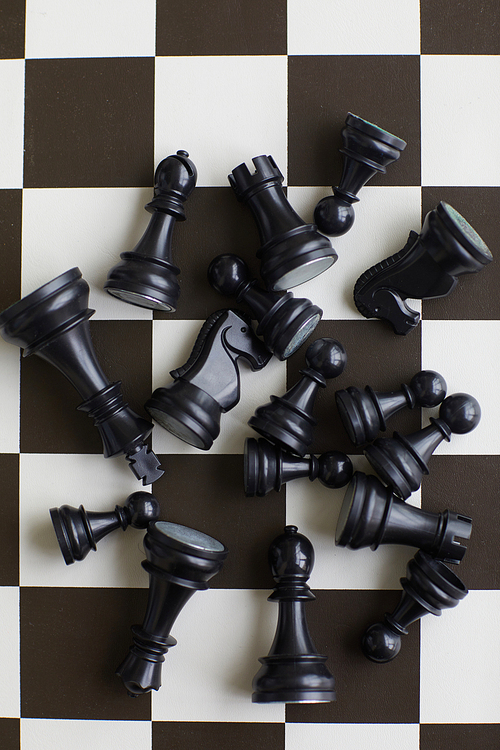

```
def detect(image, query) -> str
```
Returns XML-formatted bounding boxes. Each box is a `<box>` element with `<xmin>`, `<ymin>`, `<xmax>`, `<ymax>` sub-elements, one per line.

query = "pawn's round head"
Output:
<box><xmin>361</xmin><ymin>622</ymin><xmax>401</xmax><ymax>663</ymax></box>
<box><xmin>410</xmin><ymin>370</ymin><xmax>447</xmax><ymax>408</ymax></box>
<box><xmin>305</xmin><ymin>338</ymin><xmax>347</xmax><ymax>379</ymax></box>
<box><xmin>207</xmin><ymin>254</ymin><xmax>250</xmax><ymax>297</ymax></box>
<box><xmin>439</xmin><ymin>393</ymin><xmax>481</xmax><ymax>434</ymax></box>
<box><xmin>125</xmin><ymin>492</ymin><xmax>161</xmax><ymax>529</ymax></box>
<box><xmin>318</xmin><ymin>451</ymin><xmax>353</xmax><ymax>489</ymax></box>
<box><xmin>314</xmin><ymin>196</ymin><xmax>355</xmax><ymax>237</ymax></box>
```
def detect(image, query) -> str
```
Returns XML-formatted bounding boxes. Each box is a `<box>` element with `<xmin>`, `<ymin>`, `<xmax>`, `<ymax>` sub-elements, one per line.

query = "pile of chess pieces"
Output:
<box><xmin>0</xmin><ymin>114</ymin><xmax>492</xmax><ymax>700</ymax></box>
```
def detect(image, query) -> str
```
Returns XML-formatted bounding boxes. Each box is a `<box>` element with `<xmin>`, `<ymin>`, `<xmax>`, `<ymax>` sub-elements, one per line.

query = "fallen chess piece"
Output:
<box><xmin>105</xmin><ymin>150</ymin><xmax>197</xmax><ymax>312</ymax></box>
<box><xmin>116</xmin><ymin>520</ymin><xmax>227</xmax><ymax>696</ymax></box>
<box><xmin>0</xmin><ymin>268</ymin><xmax>163</xmax><ymax>485</ymax></box>
<box><xmin>361</xmin><ymin>550</ymin><xmax>468</xmax><ymax>663</ymax></box>
<box><xmin>353</xmin><ymin>201</ymin><xmax>493</xmax><ymax>334</ymax></box>
<box><xmin>314</xmin><ymin>112</ymin><xmax>407</xmax><ymax>237</ymax></box>
<box><xmin>253</xmin><ymin>525</ymin><xmax>336</xmax><ymax>703</ymax></box>
<box><xmin>50</xmin><ymin>491</ymin><xmax>160</xmax><ymax>564</ymax></box>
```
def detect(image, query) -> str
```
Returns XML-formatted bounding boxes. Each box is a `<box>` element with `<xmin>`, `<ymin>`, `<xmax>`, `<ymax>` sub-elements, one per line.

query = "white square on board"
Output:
<box><xmin>0</xmin><ymin>344</ymin><xmax>19</xmax><ymax>453</ymax></box>
<box><xmin>286</xmin><ymin>722</ymin><xmax>420</xmax><ymax>750</ymax></box>
<box><xmin>0</xmin><ymin>587</ymin><xmax>20</xmax><ymax>718</ymax></box>
<box><xmin>21</xmin><ymin>718</ymin><xmax>152</xmax><ymax>750</ymax></box>
<box><xmin>0</xmin><ymin>60</ymin><xmax>24</xmax><ymax>189</ymax></box>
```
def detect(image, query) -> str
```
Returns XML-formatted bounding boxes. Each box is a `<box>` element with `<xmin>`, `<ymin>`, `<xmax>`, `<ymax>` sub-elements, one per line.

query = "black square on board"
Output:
<box><xmin>0</xmin><ymin>719</ymin><xmax>19</xmax><ymax>750</ymax></box>
<box><xmin>420</xmin><ymin>723</ymin><xmax>500</xmax><ymax>749</ymax></box>
<box><xmin>0</xmin><ymin>454</ymin><xmax>19</xmax><ymax>586</ymax></box>
<box><xmin>0</xmin><ymin>189</ymin><xmax>22</xmax><ymax>309</ymax></box>
<box><xmin>153</xmin><ymin>721</ymin><xmax>285</xmax><ymax>750</ymax></box>
<box><xmin>0</xmin><ymin>0</ymin><xmax>24</xmax><ymax>59</ymax></box>
<box><xmin>421</xmin><ymin>0</ymin><xmax>500</xmax><ymax>55</ymax></box>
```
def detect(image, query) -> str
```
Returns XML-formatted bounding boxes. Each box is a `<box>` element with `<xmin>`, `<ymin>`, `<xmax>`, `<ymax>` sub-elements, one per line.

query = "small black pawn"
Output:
<box><xmin>335</xmin><ymin>472</ymin><xmax>472</xmax><ymax>564</ymax></box>
<box><xmin>252</xmin><ymin>525</ymin><xmax>336</xmax><ymax>703</ymax></box>
<box><xmin>364</xmin><ymin>393</ymin><xmax>481</xmax><ymax>499</ymax></box>
<box><xmin>207</xmin><ymin>254</ymin><xmax>323</xmax><ymax>360</ymax></box>
<box><xmin>354</xmin><ymin>201</ymin><xmax>493</xmax><ymax>334</ymax></box>
<box><xmin>49</xmin><ymin>491</ymin><xmax>160</xmax><ymax>565</ymax></box>
<box><xmin>229</xmin><ymin>155</ymin><xmax>337</xmax><ymax>291</ymax></box>
<box><xmin>105</xmin><ymin>151</ymin><xmax>197</xmax><ymax>312</ymax></box>
<box><xmin>116</xmin><ymin>520</ymin><xmax>228</xmax><ymax>695</ymax></box>
<box><xmin>361</xmin><ymin>550</ymin><xmax>468</xmax><ymax>663</ymax></box>
<box><xmin>244</xmin><ymin>436</ymin><xmax>353</xmax><ymax>497</ymax></box>
<box><xmin>248</xmin><ymin>337</ymin><xmax>347</xmax><ymax>456</ymax></box>
<box><xmin>0</xmin><ymin>268</ymin><xmax>163</xmax><ymax>485</ymax></box>
<box><xmin>314</xmin><ymin>113</ymin><xmax>407</xmax><ymax>236</ymax></box>
<box><xmin>336</xmin><ymin>369</ymin><xmax>447</xmax><ymax>446</ymax></box>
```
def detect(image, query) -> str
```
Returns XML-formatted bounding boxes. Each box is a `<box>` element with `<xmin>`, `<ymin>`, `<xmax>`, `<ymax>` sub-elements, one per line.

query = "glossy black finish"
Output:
<box><xmin>354</xmin><ymin>201</ymin><xmax>493</xmax><ymax>334</ymax></box>
<box><xmin>50</xmin><ymin>491</ymin><xmax>160</xmax><ymax>565</ymax></box>
<box><xmin>252</xmin><ymin>525</ymin><xmax>336</xmax><ymax>703</ymax></box>
<box><xmin>361</xmin><ymin>550</ymin><xmax>468</xmax><ymax>663</ymax></box>
<box><xmin>207</xmin><ymin>254</ymin><xmax>322</xmax><ymax>360</ymax></box>
<box><xmin>229</xmin><ymin>155</ymin><xmax>337</xmax><ymax>291</ymax></box>
<box><xmin>105</xmin><ymin>151</ymin><xmax>197</xmax><ymax>312</ymax></box>
<box><xmin>244</xmin><ymin>436</ymin><xmax>353</xmax><ymax>497</ymax></box>
<box><xmin>145</xmin><ymin>309</ymin><xmax>272</xmax><ymax>450</ymax></box>
<box><xmin>336</xmin><ymin>369</ymin><xmax>447</xmax><ymax>446</ymax></box>
<box><xmin>364</xmin><ymin>393</ymin><xmax>481</xmax><ymax>499</ymax></box>
<box><xmin>248</xmin><ymin>337</ymin><xmax>347</xmax><ymax>456</ymax></box>
<box><xmin>314</xmin><ymin>113</ymin><xmax>407</xmax><ymax>236</ymax></box>
<box><xmin>335</xmin><ymin>472</ymin><xmax>472</xmax><ymax>564</ymax></box>
<box><xmin>0</xmin><ymin>268</ymin><xmax>163</xmax><ymax>485</ymax></box>
<box><xmin>116</xmin><ymin>521</ymin><xmax>228</xmax><ymax>695</ymax></box>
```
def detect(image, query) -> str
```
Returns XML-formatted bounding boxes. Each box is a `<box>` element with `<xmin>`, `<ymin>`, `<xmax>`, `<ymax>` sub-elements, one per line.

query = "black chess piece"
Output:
<box><xmin>248</xmin><ymin>337</ymin><xmax>347</xmax><ymax>456</ymax></box>
<box><xmin>252</xmin><ymin>525</ymin><xmax>336</xmax><ymax>703</ymax></box>
<box><xmin>336</xmin><ymin>370</ymin><xmax>447</xmax><ymax>446</ymax></box>
<box><xmin>145</xmin><ymin>309</ymin><xmax>271</xmax><ymax>450</ymax></box>
<box><xmin>207</xmin><ymin>254</ymin><xmax>323</xmax><ymax>360</ymax></box>
<box><xmin>0</xmin><ymin>268</ymin><xmax>163</xmax><ymax>484</ymax></box>
<box><xmin>50</xmin><ymin>491</ymin><xmax>160</xmax><ymax>565</ymax></box>
<box><xmin>314</xmin><ymin>113</ymin><xmax>407</xmax><ymax>236</ymax></box>
<box><xmin>364</xmin><ymin>393</ymin><xmax>481</xmax><ymax>499</ymax></box>
<box><xmin>361</xmin><ymin>550</ymin><xmax>468</xmax><ymax>663</ymax></box>
<box><xmin>229</xmin><ymin>155</ymin><xmax>337</xmax><ymax>291</ymax></box>
<box><xmin>116</xmin><ymin>520</ymin><xmax>228</xmax><ymax>695</ymax></box>
<box><xmin>335</xmin><ymin>472</ymin><xmax>472</xmax><ymax>564</ymax></box>
<box><xmin>244</xmin><ymin>436</ymin><xmax>352</xmax><ymax>497</ymax></box>
<box><xmin>105</xmin><ymin>150</ymin><xmax>197</xmax><ymax>312</ymax></box>
<box><xmin>354</xmin><ymin>201</ymin><xmax>493</xmax><ymax>334</ymax></box>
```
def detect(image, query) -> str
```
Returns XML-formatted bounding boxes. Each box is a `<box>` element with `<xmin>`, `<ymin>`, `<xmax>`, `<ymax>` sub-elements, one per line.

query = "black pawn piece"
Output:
<box><xmin>0</xmin><ymin>268</ymin><xmax>163</xmax><ymax>485</ymax></box>
<box><xmin>364</xmin><ymin>393</ymin><xmax>481</xmax><ymax>499</ymax></box>
<box><xmin>354</xmin><ymin>201</ymin><xmax>493</xmax><ymax>334</ymax></box>
<box><xmin>336</xmin><ymin>369</ymin><xmax>447</xmax><ymax>446</ymax></box>
<box><xmin>207</xmin><ymin>254</ymin><xmax>323</xmax><ymax>360</ymax></box>
<box><xmin>229</xmin><ymin>155</ymin><xmax>337</xmax><ymax>291</ymax></box>
<box><xmin>335</xmin><ymin>472</ymin><xmax>472</xmax><ymax>564</ymax></box>
<box><xmin>361</xmin><ymin>550</ymin><xmax>468</xmax><ymax>663</ymax></box>
<box><xmin>244</xmin><ymin>436</ymin><xmax>353</xmax><ymax>497</ymax></box>
<box><xmin>50</xmin><ymin>491</ymin><xmax>160</xmax><ymax>565</ymax></box>
<box><xmin>116</xmin><ymin>520</ymin><xmax>228</xmax><ymax>695</ymax></box>
<box><xmin>248</xmin><ymin>338</ymin><xmax>347</xmax><ymax>456</ymax></box>
<box><xmin>314</xmin><ymin>113</ymin><xmax>407</xmax><ymax>237</ymax></box>
<box><xmin>252</xmin><ymin>525</ymin><xmax>336</xmax><ymax>703</ymax></box>
<box><xmin>105</xmin><ymin>151</ymin><xmax>197</xmax><ymax>312</ymax></box>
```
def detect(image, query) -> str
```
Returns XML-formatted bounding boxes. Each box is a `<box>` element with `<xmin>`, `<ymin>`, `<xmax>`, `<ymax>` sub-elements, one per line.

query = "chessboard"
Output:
<box><xmin>1</xmin><ymin>2</ymin><xmax>500</xmax><ymax>749</ymax></box>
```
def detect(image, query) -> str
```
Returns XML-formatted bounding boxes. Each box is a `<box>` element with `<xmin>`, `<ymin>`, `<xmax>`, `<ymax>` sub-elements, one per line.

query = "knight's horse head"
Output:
<box><xmin>221</xmin><ymin>310</ymin><xmax>271</xmax><ymax>370</ymax></box>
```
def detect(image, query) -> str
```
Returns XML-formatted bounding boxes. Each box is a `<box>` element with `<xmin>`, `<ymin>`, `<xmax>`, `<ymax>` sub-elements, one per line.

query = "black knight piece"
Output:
<box><xmin>252</xmin><ymin>525</ymin><xmax>336</xmax><ymax>703</ymax></box>
<box><xmin>145</xmin><ymin>309</ymin><xmax>271</xmax><ymax>450</ymax></box>
<box><xmin>105</xmin><ymin>150</ymin><xmax>197</xmax><ymax>312</ymax></box>
<box><xmin>0</xmin><ymin>268</ymin><xmax>163</xmax><ymax>484</ymax></box>
<box><xmin>50</xmin><ymin>491</ymin><xmax>160</xmax><ymax>564</ymax></box>
<box><xmin>314</xmin><ymin>113</ymin><xmax>407</xmax><ymax>236</ymax></box>
<box><xmin>229</xmin><ymin>155</ymin><xmax>337</xmax><ymax>291</ymax></box>
<box><xmin>354</xmin><ymin>201</ymin><xmax>493</xmax><ymax>334</ymax></box>
<box><xmin>207</xmin><ymin>254</ymin><xmax>322</xmax><ymax>360</ymax></box>
<box><xmin>116</xmin><ymin>520</ymin><xmax>228</xmax><ymax>695</ymax></box>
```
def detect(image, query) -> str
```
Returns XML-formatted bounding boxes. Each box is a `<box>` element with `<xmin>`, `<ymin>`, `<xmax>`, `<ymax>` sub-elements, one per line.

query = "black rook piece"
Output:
<box><xmin>354</xmin><ymin>201</ymin><xmax>493</xmax><ymax>335</ymax></box>
<box><xmin>145</xmin><ymin>309</ymin><xmax>271</xmax><ymax>450</ymax></box>
<box><xmin>314</xmin><ymin>113</ymin><xmax>407</xmax><ymax>237</ymax></box>
<box><xmin>50</xmin><ymin>491</ymin><xmax>161</xmax><ymax>565</ymax></box>
<box><xmin>105</xmin><ymin>151</ymin><xmax>197</xmax><ymax>312</ymax></box>
<box><xmin>0</xmin><ymin>268</ymin><xmax>163</xmax><ymax>485</ymax></box>
<box><xmin>364</xmin><ymin>393</ymin><xmax>481</xmax><ymax>499</ymax></box>
<box><xmin>252</xmin><ymin>525</ymin><xmax>336</xmax><ymax>703</ymax></box>
<box><xmin>244</xmin><ymin>436</ymin><xmax>352</xmax><ymax>497</ymax></box>
<box><xmin>116</xmin><ymin>521</ymin><xmax>228</xmax><ymax>695</ymax></box>
<box><xmin>248</xmin><ymin>337</ymin><xmax>347</xmax><ymax>456</ymax></box>
<box><xmin>207</xmin><ymin>254</ymin><xmax>323</xmax><ymax>360</ymax></box>
<box><xmin>229</xmin><ymin>155</ymin><xmax>337</xmax><ymax>291</ymax></box>
<box><xmin>361</xmin><ymin>550</ymin><xmax>468</xmax><ymax>663</ymax></box>
<box><xmin>335</xmin><ymin>369</ymin><xmax>447</xmax><ymax>446</ymax></box>
<box><xmin>335</xmin><ymin>472</ymin><xmax>472</xmax><ymax>564</ymax></box>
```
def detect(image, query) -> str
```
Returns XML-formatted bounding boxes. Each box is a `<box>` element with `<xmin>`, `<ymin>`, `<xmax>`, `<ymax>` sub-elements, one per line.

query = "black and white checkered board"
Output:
<box><xmin>1</xmin><ymin>2</ymin><xmax>499</xmax><ymax>748</ymax></box>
